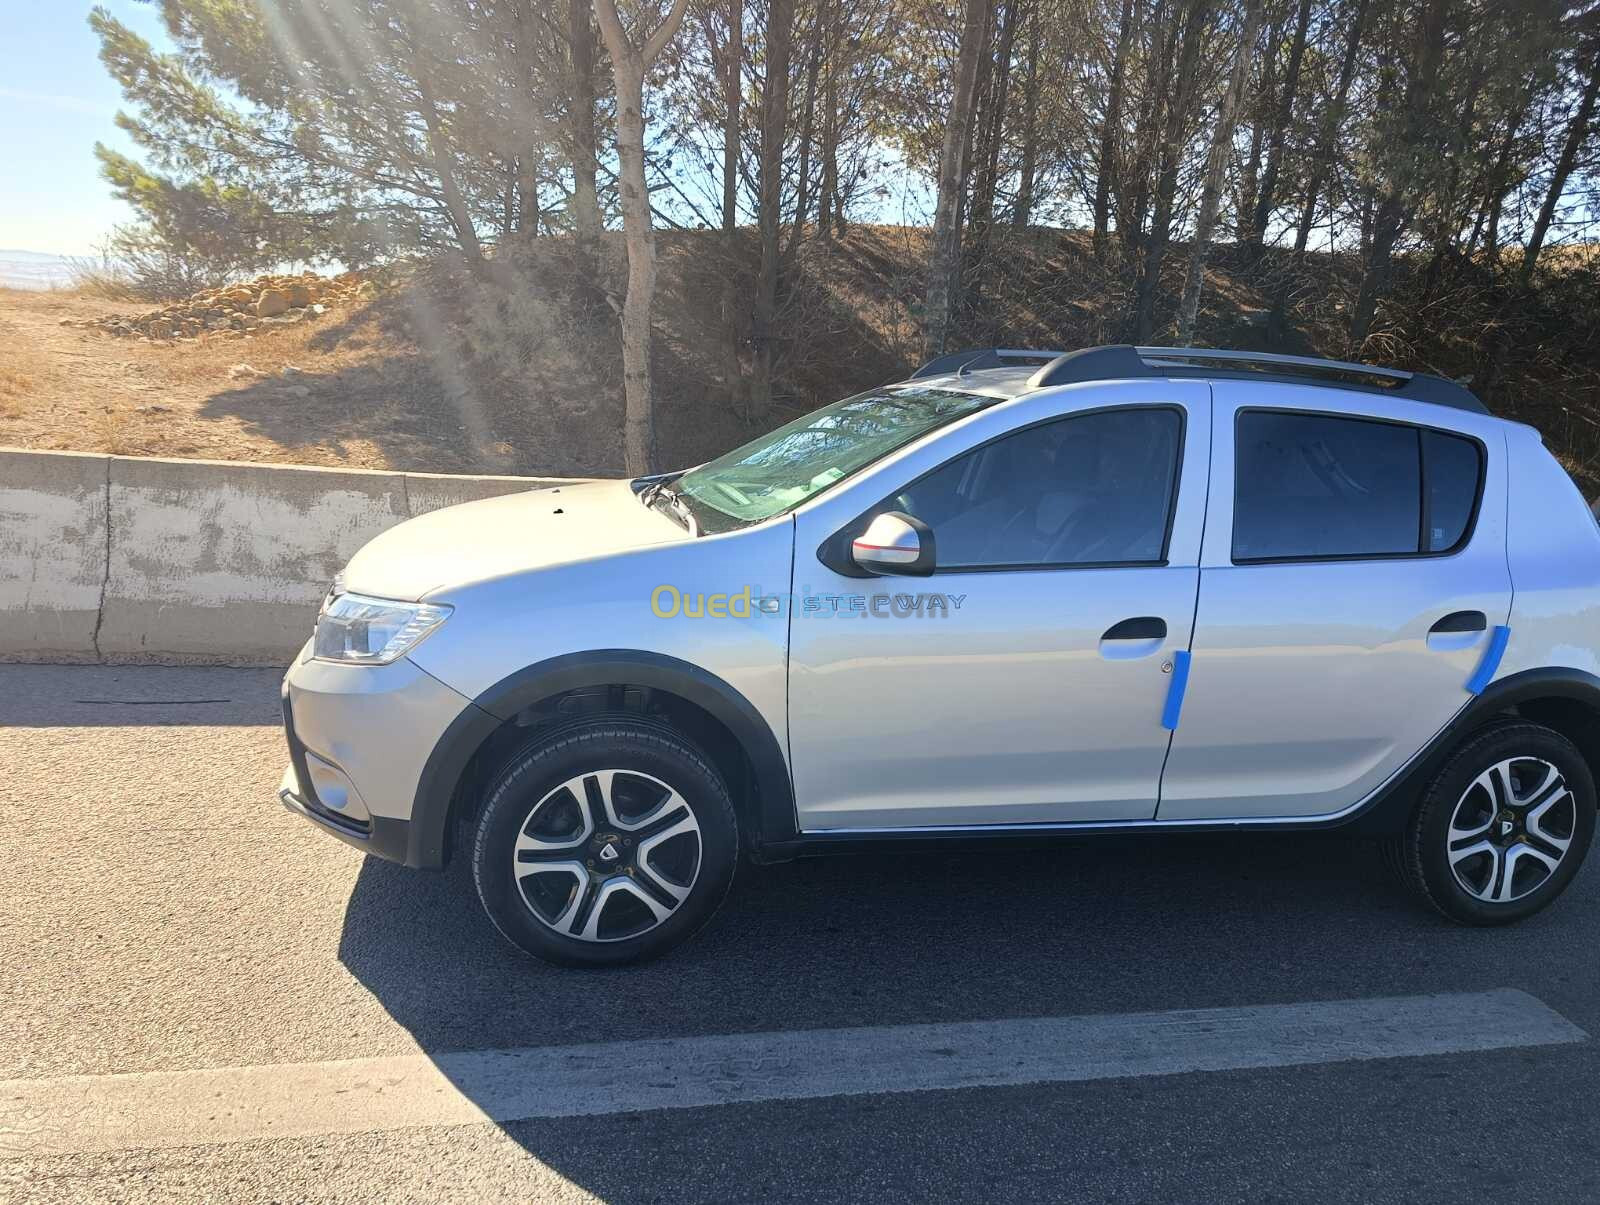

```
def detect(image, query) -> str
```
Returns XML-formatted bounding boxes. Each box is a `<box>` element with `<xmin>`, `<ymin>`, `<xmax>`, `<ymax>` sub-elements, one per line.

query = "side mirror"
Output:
<box><xmin>850</xmin><ymin>512</ymin><xmax>936</xmax><ymax>577</ymax></box>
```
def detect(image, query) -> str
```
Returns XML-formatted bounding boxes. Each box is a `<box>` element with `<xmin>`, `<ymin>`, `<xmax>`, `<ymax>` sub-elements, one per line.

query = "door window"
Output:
<box><xmin>893</xmin><ymin>407</ymin><xmax>1183</xmax><ymax>569</ymax></box>
<box><xmin>1232</xmin><ymin>411</ymin><xmax>1482</xmax><ymax>562</ymax></box>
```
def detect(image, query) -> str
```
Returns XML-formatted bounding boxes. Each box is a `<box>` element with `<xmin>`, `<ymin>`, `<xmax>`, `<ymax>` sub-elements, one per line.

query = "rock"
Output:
<box><xmin>228</xmin><ymin>363</ymin><xmax>262</xmax><ymax>380</ymax></box>
<box><xmin>256</xmin><ymin>289</ymin><xmax>290</xmax><ymax>317</ymax></box>
<box><xmin>207</xmin><ymin>317</ymin><xmax>233</xmax><ymax>331</ymax></box>
<box><xmin>355</xmin><ymin>281</ymin><xmax>378</xmax><ymax>300</ymax></box>
<box><xmin>281</xmin><ymin>364</ymin><xmax>304</xmax><ymax>377</ymax></box>
<box><xmin>148</xmin><ymin>319</ymin><xmax>173</xmax><ymax>339</ymax></box>
<box><xmin>286</xmin><ymin>282</ymin><xmax>312</xmax><ymax>307</ymax></box>
<box><xmin>285</xmin><ymin>384</ymin><xmax>312</xmax><ymax>399</ymax></box>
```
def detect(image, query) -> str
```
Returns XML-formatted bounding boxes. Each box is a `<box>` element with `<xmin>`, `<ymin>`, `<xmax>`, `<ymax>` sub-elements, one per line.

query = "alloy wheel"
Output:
<box><xmin>511</xmin><ymin>769</ymin><xmax>702</xmax><ymax>942</ymax></box>
<box><xmin>1446</xmin><ymin>756</ymin><xmax>1577</xmax><ymax>904</ymax></box>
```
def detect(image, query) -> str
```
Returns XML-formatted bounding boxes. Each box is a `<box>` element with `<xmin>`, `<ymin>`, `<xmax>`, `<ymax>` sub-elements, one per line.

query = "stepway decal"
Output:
<box><xmin>650</xmin><ymin>585</ymin><xmax>968</xmax><ymax>619</ymax></box>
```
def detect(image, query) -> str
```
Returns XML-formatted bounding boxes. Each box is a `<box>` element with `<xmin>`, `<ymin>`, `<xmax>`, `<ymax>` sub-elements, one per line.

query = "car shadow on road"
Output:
<box><xmin>333</xmin><ymin>825</ymin><xmax>1591</xmax><ymax>1201</ymax></box>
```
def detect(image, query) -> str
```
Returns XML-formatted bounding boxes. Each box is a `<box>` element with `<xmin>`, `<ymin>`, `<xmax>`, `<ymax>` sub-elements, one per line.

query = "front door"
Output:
<box><xmin>787</xmin><ymin>387</ymin><xmax>1211</xmax><ymax>831</ymax></box>
<box><xmin>1157</xmin><ymin>384</ymin><xmax>1513</xmax><ymax>821</ymax></box>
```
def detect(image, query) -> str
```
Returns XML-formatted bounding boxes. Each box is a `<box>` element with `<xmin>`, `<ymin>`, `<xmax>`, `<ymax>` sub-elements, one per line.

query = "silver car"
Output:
<box><xmin>280</xmin><ymin>345</ymin><xmax>1599</xmax><ymax>965</ymax></box>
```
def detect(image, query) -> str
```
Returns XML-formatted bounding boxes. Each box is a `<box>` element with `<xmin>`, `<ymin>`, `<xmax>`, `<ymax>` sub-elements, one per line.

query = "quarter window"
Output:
<box><xmin>894</xmin><ymin>407</ymin><xmax>1183</xmax><ymax>569</ymax></box>
<box><xmin>1232</xmin><ymin>411</ymin><xmax>1482</xmax><ymax>562</ymax></box>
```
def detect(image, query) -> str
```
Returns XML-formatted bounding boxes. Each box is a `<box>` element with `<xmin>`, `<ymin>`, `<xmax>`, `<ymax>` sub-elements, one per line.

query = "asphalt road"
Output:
<box><xmin>2</xmin><ymin>663</ymin><xmax>1597</xmax><ymax>1203</ymax></box>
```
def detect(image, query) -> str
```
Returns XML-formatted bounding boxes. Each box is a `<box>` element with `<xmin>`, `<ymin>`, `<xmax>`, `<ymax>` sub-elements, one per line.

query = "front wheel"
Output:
<box><xmin>1394</xmin><ymin>721</ymin><xmax>1595</xmax><ymax>925</ymax></box>
<box><xmin>470</xmin><ymin>719</ymin><xmax>739</xmax><ymax>966</ymax></box>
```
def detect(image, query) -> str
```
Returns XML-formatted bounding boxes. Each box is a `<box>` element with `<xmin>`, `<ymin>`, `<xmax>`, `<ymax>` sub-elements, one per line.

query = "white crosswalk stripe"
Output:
<box><xmin>0</xmin><ymin>988</ymin><xmax>1584</xmax><ymax>1157</ymax></box>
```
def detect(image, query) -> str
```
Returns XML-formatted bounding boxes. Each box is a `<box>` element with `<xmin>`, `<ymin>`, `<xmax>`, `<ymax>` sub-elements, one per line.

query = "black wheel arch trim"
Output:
<box><xmin>410</xmin><ymin>650</ymin><xmax>797</xmax><ymax>868</ymax></box>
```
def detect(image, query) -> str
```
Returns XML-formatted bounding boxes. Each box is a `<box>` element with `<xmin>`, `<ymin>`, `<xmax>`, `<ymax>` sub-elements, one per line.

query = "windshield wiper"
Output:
<box><xmin>644</xmin><ymin>481</ymin><xmax>699</xmax><ymax>536</ymax></box>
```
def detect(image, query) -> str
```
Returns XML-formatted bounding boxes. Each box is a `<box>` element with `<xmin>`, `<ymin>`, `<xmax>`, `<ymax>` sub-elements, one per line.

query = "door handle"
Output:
<box><xmin>1102</xmin><ymin>616</ymin><xmax>1167</xmax><ymax>641</ymax></box>
<box><xmin>1430</xmin><ymin>611</ymin><xmax>1487</xmax><ymax>635</ymax></box>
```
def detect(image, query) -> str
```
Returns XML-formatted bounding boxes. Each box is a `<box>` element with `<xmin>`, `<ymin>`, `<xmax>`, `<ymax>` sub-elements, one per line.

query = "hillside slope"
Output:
<box><xmin>3</xmin><ymin>225</ymin><xmax>1597</xmax><ymax>491</ymax></box>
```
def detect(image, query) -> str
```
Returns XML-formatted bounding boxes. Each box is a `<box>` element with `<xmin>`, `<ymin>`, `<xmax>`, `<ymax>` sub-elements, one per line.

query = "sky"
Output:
<box><xmin>0</xmin><ymin>1</ymin><xmax>175</xmax><ymax>255</ymax></box>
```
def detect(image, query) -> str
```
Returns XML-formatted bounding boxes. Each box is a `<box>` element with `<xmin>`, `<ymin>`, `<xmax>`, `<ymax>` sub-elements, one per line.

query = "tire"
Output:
<box><xmin>1391</xmin><ymin>721</ymin><xmax>1596</xmax><ymax>925</ymax></box>
<box><xmin>470</xmin><ymin>718</ymin><xmax>738</xmax><ymax>967</ymax></box>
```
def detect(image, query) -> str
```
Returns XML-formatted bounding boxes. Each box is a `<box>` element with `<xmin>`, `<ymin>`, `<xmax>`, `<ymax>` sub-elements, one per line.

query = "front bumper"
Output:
<box><xmin>278</xmin><ymin>642</ymin><xmax>476</xmax><ymax>869</ymax></box>
<box><xmin>278</xmin><ymin>762</ymin><xmax>416</xmax><ymax>865</ymax></box>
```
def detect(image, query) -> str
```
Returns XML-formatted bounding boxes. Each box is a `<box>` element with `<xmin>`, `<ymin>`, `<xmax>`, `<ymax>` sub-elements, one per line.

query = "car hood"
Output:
<box><xmin>340</xmin><ymin>479</ymin><xmax>688</xmax><ymax>601</ymax></box>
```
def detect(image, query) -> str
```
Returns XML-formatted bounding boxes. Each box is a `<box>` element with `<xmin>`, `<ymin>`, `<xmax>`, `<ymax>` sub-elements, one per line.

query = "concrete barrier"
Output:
<box><xmin>0</xmin><ymin>447</ymin><xmax>575</xmax><ymax>664</ymax></box>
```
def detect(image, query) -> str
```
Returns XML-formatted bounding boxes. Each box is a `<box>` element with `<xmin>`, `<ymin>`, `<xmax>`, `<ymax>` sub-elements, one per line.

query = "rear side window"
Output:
<box><xmin>1233</xmin><ymin>411</ymin><xmax>1482</xmax><ymax>562</ymax></box>
<box><xmin>1423</xmin><ymin>429</ymin><xmax>1483</xmax><ymax>551</ymax></box>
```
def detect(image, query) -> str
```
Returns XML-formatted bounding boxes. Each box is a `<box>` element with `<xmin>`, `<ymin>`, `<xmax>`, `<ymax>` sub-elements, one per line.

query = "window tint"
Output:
<box><xmin>1423</xmin><ymin>429</ymin><xmax>1483</xmax><ymax>552</ymax></box>
<box><xmin>895</xmin><ymin>407</ymin><xmax>1182</xmax><ymax>569</ymax></box>
<box><xmin>1232</xmin><ymin>411</ymin><xmax>1482</xmax><ymax>562</ymax></box>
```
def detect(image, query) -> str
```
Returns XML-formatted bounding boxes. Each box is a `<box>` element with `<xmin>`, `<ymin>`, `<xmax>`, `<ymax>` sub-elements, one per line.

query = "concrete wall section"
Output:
<box><xmin>98</xmin><ymin>456</ymin><xmax>410</xmax><ymax>661</ymax></box>
<box><xmin>0</xmin><ymin>448</ymin><xmax>575</xmax><ymax>664</ymax></box>
<box><xmin>0</xmin><ymin>449</ymin><xmax>111</xmax><ymax>661</ymax></box>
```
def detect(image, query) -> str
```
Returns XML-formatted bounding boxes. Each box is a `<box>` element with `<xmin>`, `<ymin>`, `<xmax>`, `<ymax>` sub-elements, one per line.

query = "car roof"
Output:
<box><xmin>902</xmin><ymin>345</ymin><xmax>1490</xmax><ymax>416</ymax></box>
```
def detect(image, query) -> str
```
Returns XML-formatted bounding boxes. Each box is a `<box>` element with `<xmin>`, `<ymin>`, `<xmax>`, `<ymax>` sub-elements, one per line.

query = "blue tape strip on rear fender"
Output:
<box><xmin>1161</xmin><ymin>649</ymin><xmax>1191</xmax><ymax>731</ymax></box>
<box><xmin>1466</xmin><ymin>625</ymin><xmax>1511</xmax><ymax>695</ymax></box>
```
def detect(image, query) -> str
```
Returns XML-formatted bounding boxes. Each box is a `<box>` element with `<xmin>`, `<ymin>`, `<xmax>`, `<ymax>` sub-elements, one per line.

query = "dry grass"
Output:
<box><xmin>0</xmin><ymin>329</ymin><xmax>53</xmax><ymax>419</ymax></box>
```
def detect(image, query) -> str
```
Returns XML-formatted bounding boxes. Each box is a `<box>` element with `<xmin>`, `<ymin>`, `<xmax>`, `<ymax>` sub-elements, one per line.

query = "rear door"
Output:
<box><xmin>1157</xmin><ymin>382</ymin><xmax>1511</xmax><ymax>821</ymax></box>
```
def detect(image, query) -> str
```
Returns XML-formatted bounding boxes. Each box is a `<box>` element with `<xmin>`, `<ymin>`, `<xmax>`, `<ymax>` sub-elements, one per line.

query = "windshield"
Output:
<box><xmin>673</xmin><ymin>385</ymin><xmax>998</xmax><ymax>531</ymax></box>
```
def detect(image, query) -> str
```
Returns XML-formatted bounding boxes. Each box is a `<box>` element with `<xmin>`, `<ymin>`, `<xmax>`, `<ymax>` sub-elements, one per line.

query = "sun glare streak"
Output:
<box><xmin>401</xmin><ymin>278</ymin><xmax>505</xmax><ymax>471</ymax></box>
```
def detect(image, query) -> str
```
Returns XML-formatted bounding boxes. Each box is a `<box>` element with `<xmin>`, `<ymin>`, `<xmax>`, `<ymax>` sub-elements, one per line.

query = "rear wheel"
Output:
<box><xmin>1394</xmin><ymin>722</ymin><xmax>1595</xmax><ymax>925</ymax></box>
<box><xmin>470</xmin><ymin>719</ymin><xmax>738</xmax><ymax>966</ymax></box>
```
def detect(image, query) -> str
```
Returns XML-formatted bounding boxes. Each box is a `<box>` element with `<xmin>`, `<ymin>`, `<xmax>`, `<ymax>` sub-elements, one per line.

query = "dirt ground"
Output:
<box><xmin>0</xmin><ymin>286</ymin><xmax>515</xmax><ymax>473</ymax></box>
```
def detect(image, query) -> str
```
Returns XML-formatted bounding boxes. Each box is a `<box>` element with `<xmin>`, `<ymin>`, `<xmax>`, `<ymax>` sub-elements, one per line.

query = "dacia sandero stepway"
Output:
<box><xmin>280</xmin><ymin>345</ymin><xmax>1598</xmax><ymax>965</ymax></box>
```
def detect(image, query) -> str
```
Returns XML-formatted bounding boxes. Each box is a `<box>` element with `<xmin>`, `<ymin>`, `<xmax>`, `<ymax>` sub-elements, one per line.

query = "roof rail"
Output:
<box><xmin>910</xmin><ymin>347</ymin><xmax>1071</xmax><ymax>379</ymax></box>
<box><xmin>1023</xmin><ymin>344</ymin><xmax>1487</xmax><ymax>414</ymax></box>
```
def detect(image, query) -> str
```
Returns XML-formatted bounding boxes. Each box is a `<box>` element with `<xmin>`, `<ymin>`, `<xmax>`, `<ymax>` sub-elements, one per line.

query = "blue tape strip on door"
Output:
<box><xmin>1161</xmin><ymin>649</ymin><xmax>1192</xmax><ymax>731</ymax></box>
<box><xmin>1465</xmin><ymin>625</ymin><xmax>1511</xmax><ymax>695</ymax></box>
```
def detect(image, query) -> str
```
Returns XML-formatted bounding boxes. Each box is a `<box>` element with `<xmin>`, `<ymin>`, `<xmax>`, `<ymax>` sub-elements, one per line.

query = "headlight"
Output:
<box><xmin>313</xmin><ymin>591</ymin><xmax>452</xmax><ymax>665</ymax></box>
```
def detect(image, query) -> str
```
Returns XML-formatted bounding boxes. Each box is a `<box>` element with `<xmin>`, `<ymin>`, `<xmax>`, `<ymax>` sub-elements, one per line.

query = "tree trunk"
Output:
<box><xmin>1248</xmin><ymin>0</ymin><xmax>1312</xmax><ymax>251</ymax></box>
<box><xmin>749</xmin><ymin>0</ymin><xmax>794</xmax><ymax>415</ymax></box>
<box><xmin>1519</xmin><ymin>42</ymin><xmax>1600</xmax><ymax>286</ymax></box>
<box><xmin>1468</xmin><ymin>84</ymin><xmax>1531</xmax><ymax>272</ymax></box>
<box><xmin>1480</xmin><ymin>87</ymin><xmax>1533</xmax><ymax>278</ymax></box>
<box><xmin>722</xmin><ymin>0</ymin><xmax>742</xmax><ymax>234</ymax></box>
<box><xmin>1267</xmin><ymin>0</ymin><xmax>1369</xmax><ymax>342</ymax></box>
<box><xmin>967</xmin><ymin>0</ymin><xmax>1020</xmax><ymax>264</ymax></box>
<box><xmin>1093</xmin><ymin>0</ymin><xmax>1139</xmax><ymax>257</ymax></box>
<box><xmin>593</xmin><ymin>0</ymin><xmax>691</xmax><ymax>476</ymax></box>
<box><xmin>1132</xmin><ymin>0</ymin><xmax>1212</xmax><ymax>342</ymax></box>
<box><xmin>1122</xmin><ymin>0</ymin><xmax>1176</xmax><ymax>261</ymax></box>
<box><xmin>415</xmin><ymin>76</ymin><xmax>483</xmax><ymax>266</ymax></box>
<box><xmin>569</xmin><ymin>0</ymin><xmax>603</xmax><ymax>252</ymax></box>
<box><xmin>1234</xmin><ymin>12</ymin><xmax>1278</xmax><ymax>242</ymax></box>
<box><xmin>1011</xmin><ymin>9</ymin><xmax>1041</xmax><ymax>228</ymax></box>
<box><xmin>788</xmin><ymin>2</ymin><xmax>826</xmax><ymax>254</ymax></box>
<box><xmin>516</xmin><ymin>154</ymin><xmax>540</xmax><ymax>235</ymax></box>
<box><xmin>1348</xmin><ymin>0</ymin><xmax>1447</xmax><ymax>351</ymax></box>
<box><xmin>721</xmin><ymin>0</ymin><xmax>744</xmax><ymax>409</ymax></box>
<box><xmin>819</xmin><ymin>32</ymin><xmax>841</xmax><ymax>237</ymax></box>
<box><xmin>922</xmin><ymin>0</ymin><xmax>994</xmax><ymax>358</ymax></box>
<box><xmin>1176</xmin><ymin>0</ymin><xmax>1265</xmax><ymax>344</ymax></box>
